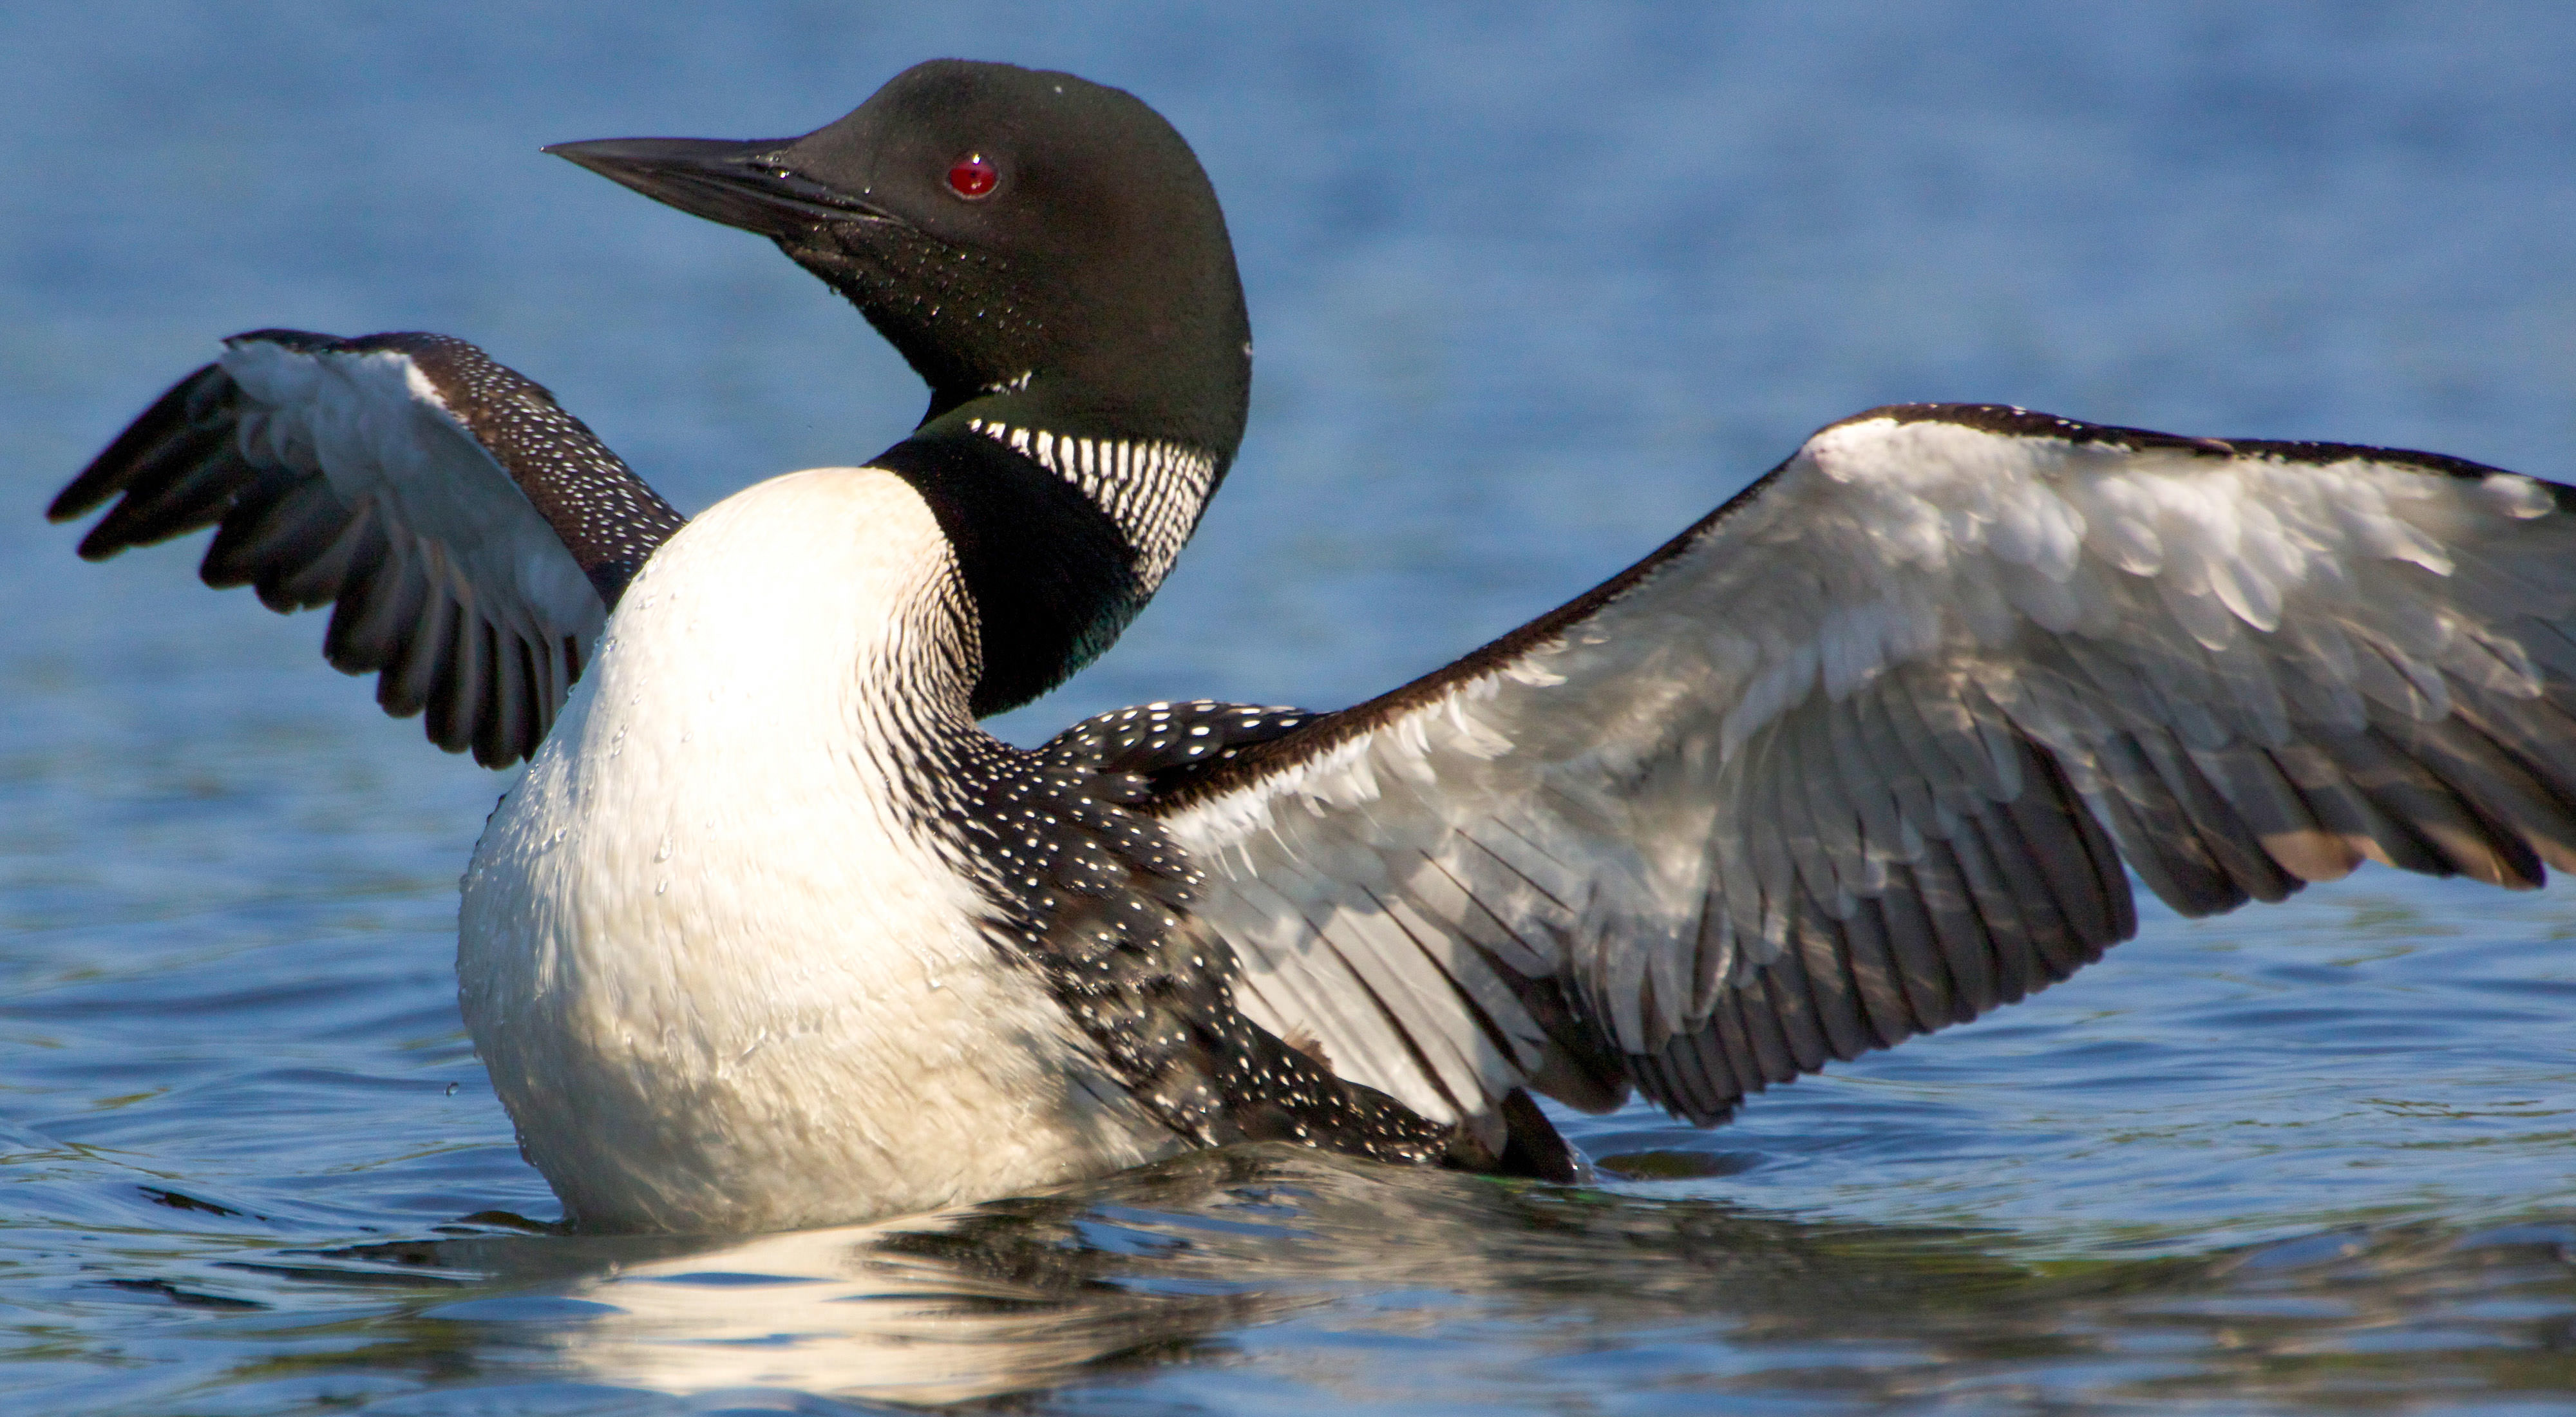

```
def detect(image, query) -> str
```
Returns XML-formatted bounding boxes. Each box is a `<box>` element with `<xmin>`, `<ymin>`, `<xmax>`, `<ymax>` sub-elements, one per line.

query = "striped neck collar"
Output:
<box><xmin>963</xmin><ymin>417</ymin><xmax>1217</xmax><ymax>589</ymax></box>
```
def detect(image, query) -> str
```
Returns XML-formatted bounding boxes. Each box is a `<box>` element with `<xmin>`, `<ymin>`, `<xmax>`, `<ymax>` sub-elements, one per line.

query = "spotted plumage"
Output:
<box><xmin>1039</xmin><ymin>699</ymin><xmax>1316</xmax><ymax>795</ymax></box>
<box><xmin>902</xmin><ymin>709</ymin><xmax>1455</xmax><ymax>1164</ymax></box>
<box><xmin>351</xmin><ymin>332</ymin><xmax>688</xmax><ymax>604</ymax></box>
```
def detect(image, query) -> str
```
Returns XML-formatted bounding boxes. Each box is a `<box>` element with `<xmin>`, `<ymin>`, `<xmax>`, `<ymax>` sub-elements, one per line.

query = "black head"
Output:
<box><xmin>549</xmin><ymin>61</ymin><xmax>1251</xmax><ymax>461</ymax></box>
<box><xmin>550</xmin><ymin>62</ymin><xmax>1251</xmax><ymax>718</ymax></box>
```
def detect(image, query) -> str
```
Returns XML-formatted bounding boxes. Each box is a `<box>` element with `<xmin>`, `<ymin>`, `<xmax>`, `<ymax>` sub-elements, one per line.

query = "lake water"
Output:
<box><xmin>6</xmin><ymin>4</ymin><xmax>2576</xmax><ymax>1412</ymax></box>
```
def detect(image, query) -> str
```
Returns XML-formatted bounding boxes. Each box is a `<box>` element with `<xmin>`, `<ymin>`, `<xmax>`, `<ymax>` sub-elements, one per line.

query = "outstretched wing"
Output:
<box><xmin>50</xmin><ymin>330</ymin><xmax>688</xmax><ymax>766</ymax></box>
<box><xmin>1150</xmin><ymin>403</ymin><xmax>2576</xmax><ymax>1146</ymax></box>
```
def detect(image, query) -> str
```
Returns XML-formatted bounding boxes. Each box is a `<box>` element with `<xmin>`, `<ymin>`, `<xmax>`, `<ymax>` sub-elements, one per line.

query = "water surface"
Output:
<box><xmin>5</xmin><ymin>5</ymin><xmax>2576</xmax><ymax>1412</ymax></box>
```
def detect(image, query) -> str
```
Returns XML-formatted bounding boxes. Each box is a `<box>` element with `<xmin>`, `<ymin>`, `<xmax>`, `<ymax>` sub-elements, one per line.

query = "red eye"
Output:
<box><xmin>946</xmin><ymin>153</ymin><xmax>998</xmax><ymax>199</ymax></box>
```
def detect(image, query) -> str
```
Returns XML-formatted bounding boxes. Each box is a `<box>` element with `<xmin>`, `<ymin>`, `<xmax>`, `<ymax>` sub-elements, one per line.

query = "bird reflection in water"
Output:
<box><xmin>263</xmin><ymin>1146</ymin><xmax>1977</xmax><ymax>1405</ymax></box>
<box><xmin>237</xmin><ymin>1145</ymin><xmax>2576</xmax><ymax>1409</ymax></box>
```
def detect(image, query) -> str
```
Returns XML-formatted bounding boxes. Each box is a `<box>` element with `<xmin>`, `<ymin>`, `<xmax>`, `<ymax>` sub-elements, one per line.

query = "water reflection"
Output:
<box><xmin>392</xmin><ymin>1174</ymin><xmax>1323</xmax><ymax>1404</ymax></box>
<box><xmin>232</xmin><ymin>1146</ymin><xmax>2576</xmax><ymax>1409</ymax></box>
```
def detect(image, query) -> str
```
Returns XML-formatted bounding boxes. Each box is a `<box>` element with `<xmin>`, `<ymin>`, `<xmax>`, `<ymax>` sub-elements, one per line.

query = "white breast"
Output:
<box><xmin>458</xmin><ymin>466</ymin><xmax>1179</xmax><ymax>1233</ymax></box>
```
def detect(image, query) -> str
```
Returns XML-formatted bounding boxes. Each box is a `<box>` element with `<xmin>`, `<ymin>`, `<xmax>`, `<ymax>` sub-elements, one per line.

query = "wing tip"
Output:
<box><xmin>55</xmin><ymin>330</ymin><xmax>593</xmax><ymax>776</ymax></box>
<box><xmin>50</xmin><ymin>363</ymin><xmax>236</xmax><ymax>529</ymax></box>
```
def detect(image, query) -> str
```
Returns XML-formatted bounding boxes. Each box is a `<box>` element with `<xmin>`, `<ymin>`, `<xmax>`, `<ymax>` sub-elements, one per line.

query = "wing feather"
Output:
<box><xmin>52</xmin><ymin>330</ymin><xmax>687</xmax><ymax>767</ymax></box>
<box><xmin>1152</xmin><ymin>403</ymin><xmax>2576</xmax><ymax>1139</ymax></box>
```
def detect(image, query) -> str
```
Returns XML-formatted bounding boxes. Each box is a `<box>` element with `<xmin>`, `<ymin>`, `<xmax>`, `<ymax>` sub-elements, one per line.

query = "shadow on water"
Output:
<box><xmin>130</xmin><ymin>1145</ymin><xmax>2576</xmax><ymax>1411</ymax></box>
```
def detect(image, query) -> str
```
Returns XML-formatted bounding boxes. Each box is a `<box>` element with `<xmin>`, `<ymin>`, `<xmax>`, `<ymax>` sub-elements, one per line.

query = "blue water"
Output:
<box><xmin>6</xmin><ymin>4</ymin><xmax>2576</xmax><ymax>1412</ymax></box>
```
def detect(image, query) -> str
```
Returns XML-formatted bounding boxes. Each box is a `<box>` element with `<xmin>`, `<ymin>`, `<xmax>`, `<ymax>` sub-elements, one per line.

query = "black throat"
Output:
<box><xmin>873</xmin><ymin>421</ymin><xmax>1144</xmax><ymax>718</ymax></box>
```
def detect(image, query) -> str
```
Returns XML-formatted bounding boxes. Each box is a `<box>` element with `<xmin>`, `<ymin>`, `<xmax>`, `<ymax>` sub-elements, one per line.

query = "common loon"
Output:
<box><xmin>51</xmin><ymin>59</ymin><xmax>2576</xmax><ymax>1235</ymax></box>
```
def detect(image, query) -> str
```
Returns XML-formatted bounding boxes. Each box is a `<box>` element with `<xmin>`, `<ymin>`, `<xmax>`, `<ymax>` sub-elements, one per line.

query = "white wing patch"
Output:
<box><xmin>221</xmin><ymin>341</ymin><xmax>602</xmax><ymax>669</ymax></box>
<box><xmin>1718</xmin><ymin>419</ymin><xmax>2558</xmax><ymax>753</ymax></box>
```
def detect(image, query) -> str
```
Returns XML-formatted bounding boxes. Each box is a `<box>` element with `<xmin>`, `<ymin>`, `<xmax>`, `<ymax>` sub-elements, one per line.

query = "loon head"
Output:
<box><xmin>549</xmin><ymin>61</ymin><xmax>1251</xmax><ymax>714</ymax></box>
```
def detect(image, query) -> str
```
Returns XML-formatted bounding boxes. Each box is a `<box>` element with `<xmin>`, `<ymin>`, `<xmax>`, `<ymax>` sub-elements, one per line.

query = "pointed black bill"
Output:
<box><xmin>545</xmin><ymin>136</ymin><xmax>885</xmax><ymax>238</ymax></box>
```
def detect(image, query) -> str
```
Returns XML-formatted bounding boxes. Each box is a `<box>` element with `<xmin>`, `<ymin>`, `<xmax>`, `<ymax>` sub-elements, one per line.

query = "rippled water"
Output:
<box><xmin>7</xmin><ymin>5</ymin><xmax>2576</xmax><ymax>1412</ymax></box>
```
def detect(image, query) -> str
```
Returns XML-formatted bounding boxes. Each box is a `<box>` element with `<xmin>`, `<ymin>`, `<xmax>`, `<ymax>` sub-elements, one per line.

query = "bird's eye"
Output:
<box><xmin>946</xmin><ymin>154</ymin><xmax>998</xmax><ymax>200</ymax></box>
